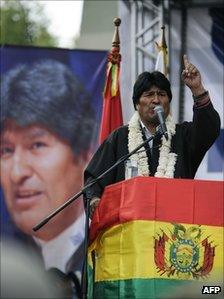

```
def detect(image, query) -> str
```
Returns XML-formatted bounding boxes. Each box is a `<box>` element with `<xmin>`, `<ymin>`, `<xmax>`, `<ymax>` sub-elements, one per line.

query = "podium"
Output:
<box><xmin>88</xmin><ymin>177</ymin><xmax>223</xmax><ymax>299</ymax></box>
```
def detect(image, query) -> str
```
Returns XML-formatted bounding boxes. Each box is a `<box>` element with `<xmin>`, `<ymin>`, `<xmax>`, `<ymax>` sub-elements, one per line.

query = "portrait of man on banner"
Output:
<box><xmin>0</xmin><ymin>46</ymin><xmax>107</xmax><ymax>298</ymax></box>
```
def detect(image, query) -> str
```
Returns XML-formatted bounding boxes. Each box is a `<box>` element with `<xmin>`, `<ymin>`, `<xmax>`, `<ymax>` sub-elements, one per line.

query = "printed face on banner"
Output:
<box><xmin>0</xmin><ymin>120</ymin><xmax>86</xmax><ymax>241</ymax></box>
<box><xmin>137</xmin><ymin>85</ymin><xmax>170</xmax><ymax>127</ymax></box>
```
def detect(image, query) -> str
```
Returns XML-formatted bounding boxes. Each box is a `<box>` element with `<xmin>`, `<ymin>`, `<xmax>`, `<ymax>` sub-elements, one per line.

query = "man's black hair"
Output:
<box><xmin>132</xmin><ymin>71</ymin><xmax>172</xmax><ymax>109</ymax></box>
<box><xmin>1</xmin><ymin>60</ymin><xmax>95</xmax><ymax>156</ymax></box>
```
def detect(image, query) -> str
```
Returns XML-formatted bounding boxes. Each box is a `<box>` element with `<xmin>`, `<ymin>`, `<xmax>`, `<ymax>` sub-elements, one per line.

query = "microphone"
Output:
<box><xmin>154</xmin><ymin>105</ymin><xmax>168</xmax><ymax>140</ymax></box>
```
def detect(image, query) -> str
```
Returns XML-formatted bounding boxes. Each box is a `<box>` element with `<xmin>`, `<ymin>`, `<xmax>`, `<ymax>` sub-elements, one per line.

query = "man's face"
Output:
<box><xmin>1</xmin><ymin>121</ymin><xmax>86</xmax><ymax>240</ymax></box>
<box><xmin>136</xmin><ymin>85</ymin><xmax>170</xmax><ymax>129</ymax></box>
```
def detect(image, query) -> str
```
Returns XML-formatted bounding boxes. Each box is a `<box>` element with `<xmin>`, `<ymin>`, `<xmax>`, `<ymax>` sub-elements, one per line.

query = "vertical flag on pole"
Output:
<box><xmin>155</xmin><ymin>26</ymin><xmax>168</xmax><ymax>76</ymax></box>
<box><xmin>99</xmin><ymin>18</ymin><xmax>123</xmax><ymax>144</ymax></box>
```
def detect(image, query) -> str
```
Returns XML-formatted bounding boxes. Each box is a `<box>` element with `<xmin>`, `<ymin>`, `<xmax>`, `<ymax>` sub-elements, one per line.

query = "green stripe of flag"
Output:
<box><xmin>89</xmin><ymin>278</ymin><xmax>204</xmax><ymax>299</ymax></box>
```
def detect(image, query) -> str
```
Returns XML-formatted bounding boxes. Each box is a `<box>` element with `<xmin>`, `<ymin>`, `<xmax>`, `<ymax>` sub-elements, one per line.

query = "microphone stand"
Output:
<box><xmin>33</xmin><ymin>129</ymin><xmax>163</xmax><ymax>299</ymax></box>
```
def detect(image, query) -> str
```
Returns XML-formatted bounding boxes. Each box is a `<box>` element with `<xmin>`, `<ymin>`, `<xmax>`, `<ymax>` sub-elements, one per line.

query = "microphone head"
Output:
<box><xmin>153</xmin><ymin>105</ymin><xmax>164</xmax><ymax>114</ymax></box>
<box><xmin>153</xmin><ymin>105</ymin><xmax>168</xmax><ymax>140</ymax></box>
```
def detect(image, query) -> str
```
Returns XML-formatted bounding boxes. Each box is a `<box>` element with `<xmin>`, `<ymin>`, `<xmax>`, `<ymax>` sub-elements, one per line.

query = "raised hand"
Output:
<box><xmin>181</xmin><ymin>55</ymin><xmax>205</xmax><ymax>95</ymax></box>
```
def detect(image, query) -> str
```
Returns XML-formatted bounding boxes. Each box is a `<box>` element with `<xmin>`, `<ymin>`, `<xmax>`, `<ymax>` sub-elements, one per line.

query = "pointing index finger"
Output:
<box><xmin>183</xmin><ymin>54</ymin><xmax>189</xmax><ymax>68</ymax></box>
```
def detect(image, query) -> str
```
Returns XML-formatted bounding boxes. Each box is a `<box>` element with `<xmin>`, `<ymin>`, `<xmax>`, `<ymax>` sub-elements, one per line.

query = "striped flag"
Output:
<box><xmin>99</xmin><ymin>18</ymin><xmax>123</xmax><ymax>144</ymax></box>
<box><xmin>88</xmin><ymin>177</ymin><xmax>223</xmax><ymax>298</ymax></box>
<box><xmin>155</xmin><ymin>26</ymin><xmax>168</xmax><ymax>76</ymax></box>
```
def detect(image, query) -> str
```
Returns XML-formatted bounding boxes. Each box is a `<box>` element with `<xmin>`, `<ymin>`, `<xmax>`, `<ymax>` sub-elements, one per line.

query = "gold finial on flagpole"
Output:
<box><xmin>112</xmin><ymin>18</ymin><xmax>121</xmax><ymax>49</ymax></box>
<box><xmin>155</xmin><ymin>25</ymin><xmax>167</xmax><ymax>52</ymax></box>
<box><xmin>160</xmin><ymin>25</ymin><xmax>167</xmax><ymax>50</ymax></box>
<box><xmin>108</xmin><ymin>18</ymin><xmax>121</xmax><ymax>65</ymax></box>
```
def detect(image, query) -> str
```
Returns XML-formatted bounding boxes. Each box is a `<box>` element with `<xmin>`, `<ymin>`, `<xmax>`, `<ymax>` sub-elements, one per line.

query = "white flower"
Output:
<box><xmin>128</xmin><ymin>111</ymin><xmax>177</xmax><ymax>178</ymax></box>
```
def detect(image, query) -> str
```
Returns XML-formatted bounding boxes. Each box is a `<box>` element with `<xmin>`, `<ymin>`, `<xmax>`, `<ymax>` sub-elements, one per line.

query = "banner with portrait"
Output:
<box><xmin>0</xmin><ymin>45</ymin><xmax>107</xmax><ymax>289</ymax></box>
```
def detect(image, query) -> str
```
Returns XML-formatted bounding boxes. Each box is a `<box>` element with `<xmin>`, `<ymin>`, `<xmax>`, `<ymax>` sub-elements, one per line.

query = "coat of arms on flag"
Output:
<box><xmin>154</xmin><ymin>223</ymin><xmax>216</xmax><ymax>280</ymax></box>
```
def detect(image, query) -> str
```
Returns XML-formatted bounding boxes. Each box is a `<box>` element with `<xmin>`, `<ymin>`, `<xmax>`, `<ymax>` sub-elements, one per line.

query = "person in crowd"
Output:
<box><xmin>1</xmin><ymin>238</ymin><xmax>66</xmax><ymax>299</ymax></box>
<box><xmin>1</xmin><ymin>59</ymin><xmax>96</xmax><ymax>298</ymax></box>
<box><xmin>84</xmin><ymin>55</ymin><xmax>220</xmax><ymax>216</ymax></box>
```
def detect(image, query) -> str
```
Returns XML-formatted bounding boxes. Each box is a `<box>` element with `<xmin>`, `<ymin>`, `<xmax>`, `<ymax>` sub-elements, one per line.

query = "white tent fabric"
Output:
<box><xmin>171</xmin><ymin>8</ymin><xmax>223</xmax><ymax>180</ymax></box>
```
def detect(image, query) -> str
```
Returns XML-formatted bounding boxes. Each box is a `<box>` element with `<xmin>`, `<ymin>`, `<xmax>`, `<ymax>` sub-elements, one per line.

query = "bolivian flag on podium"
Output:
<box><xmin>88</xmin><ymin>177</ymin><xmax>223</xmax><ymax>299</ymax></box>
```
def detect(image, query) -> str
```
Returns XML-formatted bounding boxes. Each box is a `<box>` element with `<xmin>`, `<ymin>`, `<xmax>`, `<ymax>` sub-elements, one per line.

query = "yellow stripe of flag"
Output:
<box><xmin>89</xmin><ymin>220</ymin><xmax>223</xmax><ymax>282</ymax></box>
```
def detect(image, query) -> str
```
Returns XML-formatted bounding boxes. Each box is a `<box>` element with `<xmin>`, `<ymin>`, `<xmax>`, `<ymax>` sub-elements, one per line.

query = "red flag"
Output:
<box><xmin>99</xmin><ymin>18</ymin><xmax>123</xmax><ymax>144</ymax></box>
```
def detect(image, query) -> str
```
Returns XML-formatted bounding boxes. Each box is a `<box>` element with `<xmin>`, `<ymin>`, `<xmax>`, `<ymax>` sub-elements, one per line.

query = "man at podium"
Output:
<box><xmin>84</xmin><ymin>55</ymin><xmax>220</xmax><ymax>217</ymax></box>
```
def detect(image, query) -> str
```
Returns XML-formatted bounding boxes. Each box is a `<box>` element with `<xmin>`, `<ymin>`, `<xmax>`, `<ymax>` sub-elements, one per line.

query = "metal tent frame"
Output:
<box><xmin>125</xmin><ymin>0</ymin><xmax>223</xmax><ymax>122</ymax></box>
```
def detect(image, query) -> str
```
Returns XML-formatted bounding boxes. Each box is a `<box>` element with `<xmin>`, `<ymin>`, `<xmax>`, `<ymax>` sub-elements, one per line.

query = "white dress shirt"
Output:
<box><xmin>34</xmin><ymin>212</ymin><xmax>85</xmax><ymax>273</ymax></box>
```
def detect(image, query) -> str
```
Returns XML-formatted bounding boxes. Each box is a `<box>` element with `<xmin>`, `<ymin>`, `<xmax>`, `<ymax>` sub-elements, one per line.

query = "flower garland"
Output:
<box><xmin>128</xmin><ymin>111</ymin><xmax>177</xmax><ymax>178</ymax></box>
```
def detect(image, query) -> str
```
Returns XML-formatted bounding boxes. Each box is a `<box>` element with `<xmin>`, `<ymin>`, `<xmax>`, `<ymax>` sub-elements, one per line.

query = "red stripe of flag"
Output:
<box><xmin>90</xmin><ymin>177</ymin><xmax>223</xmax><ymax>243</ymax></box>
